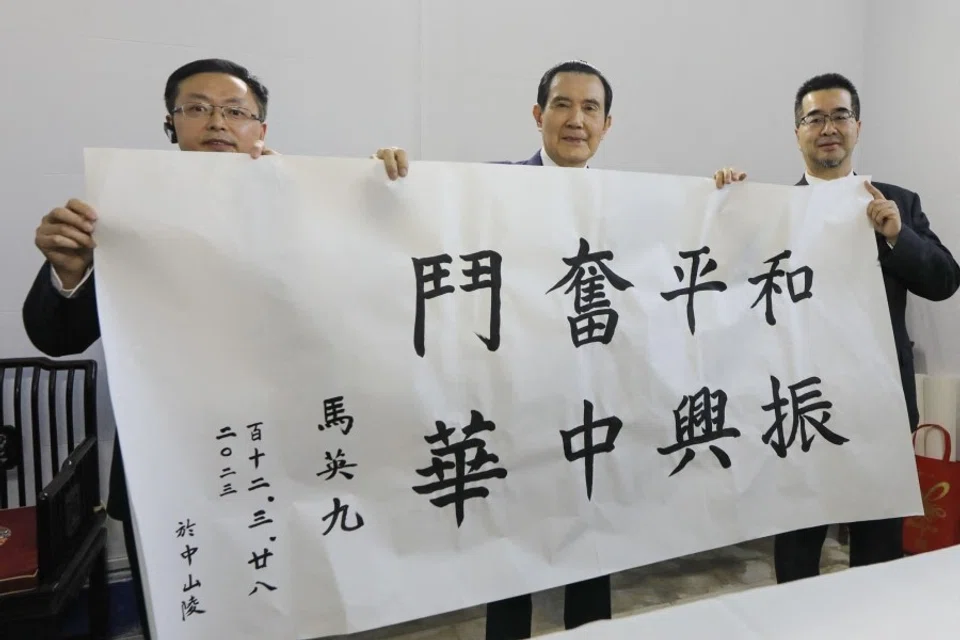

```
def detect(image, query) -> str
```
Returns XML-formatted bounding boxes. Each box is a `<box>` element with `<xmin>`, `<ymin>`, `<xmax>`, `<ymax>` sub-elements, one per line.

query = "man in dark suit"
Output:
<box><xmin>22</xmin><ymin>57</ymin><xmax>276</xmax><ymax>640</ymax></box>
<box><xmin>716</xmin><ymin>72</ymin><xmax>960</xmax><ymax>582</ymax></box>
<box><xmin>375</xmin><ymin>60</ymin><xmax>614</xmax><ymax>639</ymax></box>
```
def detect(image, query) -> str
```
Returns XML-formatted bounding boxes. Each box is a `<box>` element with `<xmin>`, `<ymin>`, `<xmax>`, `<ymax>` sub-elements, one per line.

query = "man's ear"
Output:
<box><xmin>532</xmin><ymin>104</ymin><xmax>543</xmax><ymax>131</ymax></box>
<box><xmin>163</xmin><ymin>118</ymin><xmax>178</xmax><ymax>144</ymax></box>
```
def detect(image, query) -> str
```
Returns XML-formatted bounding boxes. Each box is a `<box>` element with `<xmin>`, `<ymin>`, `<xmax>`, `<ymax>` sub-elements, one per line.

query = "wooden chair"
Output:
<box><xmin>0</xmin><ymin>357</ymin><xmax>108</xmax><ymax>638</ymax></box>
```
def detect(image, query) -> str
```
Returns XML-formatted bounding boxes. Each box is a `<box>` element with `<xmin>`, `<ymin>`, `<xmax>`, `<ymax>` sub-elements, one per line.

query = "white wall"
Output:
<box><xmin>0</xmin><ymin>0</ymin><xmax>871</xmax><ymax>569</ymax></box>
<box><xmin>860</xmin><ymin>0</ymin><xmax>960</xmax><ymax>376</ymax></box>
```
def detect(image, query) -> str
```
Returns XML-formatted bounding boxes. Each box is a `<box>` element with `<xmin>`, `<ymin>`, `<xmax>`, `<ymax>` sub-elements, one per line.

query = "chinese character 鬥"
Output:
<box><xmin>412</xmin><ymin>251</ymin><xmax>502</xmax><ymax>357</ymax></box>
<box><xmin>547</xmin><ymin>238</ymin><xmax>635</xmax><ymax>347</ymax></box>
<box><xmin>411</xmin><ymin>410</ymin><xmax>508</xmax><ymax>526</ymax></box>
<box><xmin>657</xmin><ymin>387</ymin><xmax>741</xmax><ymax>475</ymax></box>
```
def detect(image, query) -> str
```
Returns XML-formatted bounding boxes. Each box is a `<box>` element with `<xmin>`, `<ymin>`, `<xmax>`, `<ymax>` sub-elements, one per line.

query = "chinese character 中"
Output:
<box><xmin>318</xmin><ymin>448</ymin><xmax>358</xmax><ymax>481</ymax></box>
<box><xmin>411</xmin><ymin>410</ymin><xmax>508</xmax><ymax>527</ymax></box>
<box><xmin>761</xmin><ymin>375</ymin><xmax>848</xmax><ymax>458</ymax></box>
<box><xmin>748</xmin><ymin>250</ymin><xmax>814</xmax><ymax>326</ymax></box>
<box><xmin>560</xmin><ymin>400</ymin><xmax>623</xmax><ymax>500</ymax></box>
<box><xmin>412</xmin><ymin>250</ymin><xmax>502</xmax><ymax>357</ymax></box>
<box><xmin>660</xmin><ymin>246</ymin><xmax>727</xmax><ymax>335</ymax></box>
<box><xmin>321</xmin><ymin>497</ymin><xmax>365</xmax><ymax>535</ymax></box>
<box><xmin>547</xmin><ymin>238</ymin><xmax>635</xmax><ymax>347</ymax></box>
<box><xmin>657</xmin><ymin>387</ymin><xmax>741</xmax><ymax>476</ymax></box>
<box><xmin>181</xmin><ymin>544</ymin><xmax>198</xmax><ymax>566</ymax></box>
<box><xmin>320</xmin><ymin>396</ymin><xmax>354</xmax><ymax>435</ymax></box>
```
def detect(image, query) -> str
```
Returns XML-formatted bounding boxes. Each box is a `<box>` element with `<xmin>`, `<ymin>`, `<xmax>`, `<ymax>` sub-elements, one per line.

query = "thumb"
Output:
<box><xmin>864</xmin><ymin>180</ymin><xmax>885</xmax><ymax>200</ymax></box>
<box><xmin>250</xmin><ymin>140</ymin><xmax>264</xmax><ymax>159</ymax></box>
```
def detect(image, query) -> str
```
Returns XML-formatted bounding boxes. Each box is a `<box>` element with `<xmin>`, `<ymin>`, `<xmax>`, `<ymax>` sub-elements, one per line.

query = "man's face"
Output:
<box><xmin>533</xmin><ymin>72</ymin><xmax>611</xmax><ymax>167</ymax></box>
<box><xmin>168</xmin><ymin>72</ymin><xmax>267</xmax><ymax>154</ymax></box>
<box><xmin>795</xmin><ymin>88</ymin><xmax>860</xmax><ymax>173</ymax></box>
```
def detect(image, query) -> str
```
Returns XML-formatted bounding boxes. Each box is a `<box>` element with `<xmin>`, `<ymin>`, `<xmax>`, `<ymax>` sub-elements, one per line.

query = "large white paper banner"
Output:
<box><xmin>84</xmin><ymin>148</ymin><xmax>922</xmax><ymax>639</ymax></box>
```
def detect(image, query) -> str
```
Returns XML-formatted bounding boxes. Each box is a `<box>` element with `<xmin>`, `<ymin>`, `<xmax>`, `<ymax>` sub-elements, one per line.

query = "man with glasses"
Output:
<box><xmin>715</xmin><ymin>72</ymin><xmax>960</xmax><ymax>582</ymax></box>
<box><xmin>21</xmin><ymin>57</ymin><xmax>396</xmax><ymax>637</ymax></box>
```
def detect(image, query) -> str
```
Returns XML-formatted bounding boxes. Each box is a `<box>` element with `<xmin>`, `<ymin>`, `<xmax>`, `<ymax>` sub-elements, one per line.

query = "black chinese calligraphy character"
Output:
<box><xmin>183</xmin><ymin>574</ymin><xmax>201</xmax><ymax>592</ymax></box>
<box><xmin>318</xmin><ymin>448</ymin><xmax>358</xmax><ymax>480</ymax></box>
<box><xmin>249</xmin><ymin>510</ymin><xmax>273</xmax><ymax>529</ymax></box>
<box><xmin>411</xmin><ymin>410</ymin><xmax>508</xmax><ymax>526</ymax></box>
<box><xmin>660</xmin><ymin>246</ymin><xmax>727</xmax><ymax>335</ymax></box>
<box><xmin>181</xmin><ymin>544</ymin><xmax>198</xmax><ymax>566</ymax></box>
<box><xmin>547</xmin><ymin>238</ymin><xmax>635</xmax><ymax>347</ymax></box>
<box><xmin>220</xmin><ymin>483</ymin><xmax>237</xmax><ymax>497</ymax></box>
<box><xmin>176</xmin><ymin>519</ymin><xmax>196</xmax><ymax>538</ymax></box>
<box><xmin>216</xmin><ymin>426</ymin><xmax>237</xmax><ymax>439</ymax></box>
<box><xmin>248</xmin><ymin>447</ymin><xmax>265</xmax><ymax>469</ymax></box>
<box><xmin>249</xmin><ymin>581</ymin><xmax>277</xmax><ymax>596</ymax></box>
<box><xmin>762</xmin><ymin>375</ymin><xmax>848</xmax><ymax>458</ymax></box>
<box><xmin>321</xmin><ymin>497</ymin><xmax>365</xmax><ymax>535</ymax></box>
<box><xmin>220</xmin><ymin>467</ymin><xmax>236</xmax><ymax>479</ymax></box>
<box><xmin>181</xmin><ymin>595</ymin><xmax>206</xmax><ymax>620</ymax></box>
<box><xmin>248</xmin><ymin>548</ymin><xmax>274</xmax><ymax>570</ymax></box>
<box><xmin>320</xmin><ymin>396</ymin><xmax>354</xmax><ymax>435</ymax></box>
<box><xmin>748</xmin><ymin>250</ymin><xmax>814</xmax><ymax>326</ymax></box>
<box><xmin>247</xmin><ymin>421</ymin><xmax>263</xmax><ymax>441</ymax></box>
<box><xmin>249</xmin><ymin>477</ymin><xmax>270</xmax><ymax>491</ymax></box>
<box><xmin>657</xmin><ymin>388</ymin><xmax>741</xmax><ymax>476</ymax></box>
<box><xmin>412</xmin><ymin>251</ymin><xmax>502</xmax><ymax>357</ymax></box>
<box><xmin>220</xmin><ymin>446</ymin><xmax>232</xmax><ymax>457</ymax></box>
<box><xmin>560</xmin><ymin>400</ymin><xmax>622</xmax><ymax>500</ymax></box>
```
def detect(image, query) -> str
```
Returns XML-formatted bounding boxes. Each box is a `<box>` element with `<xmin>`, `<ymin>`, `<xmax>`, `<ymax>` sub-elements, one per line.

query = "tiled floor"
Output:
<box><xmin>330</xmin><ymin>535</ymin><xmax>850</xmax><ymax>639</ymax></box>
<box><xmin>111</xmin><ymin>535</ymin><xmax>850</xmax><ymax>640</ymax></box>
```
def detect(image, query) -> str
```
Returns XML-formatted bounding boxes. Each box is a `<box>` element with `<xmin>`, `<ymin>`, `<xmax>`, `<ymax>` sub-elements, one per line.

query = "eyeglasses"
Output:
<box><xmin>798</xmin><ymin>110</ymin><xmax>856</xmax><ymax>128</ymax></box>
<box><xmin>172</xmin><ymin>102</ymin><xmax>262</xmax><ymax>123</ymax></box>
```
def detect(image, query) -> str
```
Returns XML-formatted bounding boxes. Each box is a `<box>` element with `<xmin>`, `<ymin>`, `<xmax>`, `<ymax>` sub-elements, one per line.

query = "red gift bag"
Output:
<box><xmin>903</xmin><ymin>423</ymin><xmax>960</xmax><ymax>554</ymax></box>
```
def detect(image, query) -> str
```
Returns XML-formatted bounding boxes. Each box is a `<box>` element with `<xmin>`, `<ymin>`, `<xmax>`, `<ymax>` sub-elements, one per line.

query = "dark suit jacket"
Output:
<box><xmin>798</xmin><ymin>175</ymin><xmax>960</xmax><ymax>430</ymax></box>
<box><xmin>492</xmin><ymin>151</ymin><xmax>544</xmax><ymax>166</ymax></box>
<box><xmin>21</xmin><ymin>262</ymin><xmax>130</xmax><ymax>519</ymax></box>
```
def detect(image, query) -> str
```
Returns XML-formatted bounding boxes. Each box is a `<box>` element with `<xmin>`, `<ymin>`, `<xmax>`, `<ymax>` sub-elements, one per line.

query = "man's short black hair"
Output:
<box><xmin>794</xmin><ymin>72</ymin><xmax>860</xmax><ymax>126</ymax></box>
<box><xmin>164</xmin><ymin>58</ymin><xmax>269</xmax><ymax>120</ymax></box>
<box><xmin>537</xmin><ymin>60</ymin><xmax>613</xmax><ymax>116</ymax></box>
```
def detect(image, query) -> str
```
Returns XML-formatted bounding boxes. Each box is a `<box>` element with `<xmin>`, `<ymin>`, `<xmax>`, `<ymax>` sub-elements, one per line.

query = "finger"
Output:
<box><xmin>864</xmin><ymin>180</ymin><xmax>885</xmax><ymax>200</ymax></box>
<box><xmin>261</xmin><ymin>148</ymin><xmax>279</xmax><ymax>156</ymax></box>
<box><xmin>48</xmin><ymin>206</ymin><xmax>96</xmax><ymax>233</ymax></box>
<box><xmin>395</xmin><ymin>148</ymin><xmax>408</xmax><ymax>177</ymax></box>
<box><xmin>250</xmin><ymin>140</ymin><xmax>264</xmax><ymax>159</ymax></box>
<box><xmin>380</xmin><ymin>150</ymin><xmax>399</xmax><ymax>180</ymax></box>
<box><xmin>37</xmin><ymin>233</ymin><xmax>83</xmax><ymax>251</ymax></box>
<box><xmin>734</xmin><ymin>171</ymin><xmax>747</xmax><ymax>181</ymax></box>
<box><xmin>42</xmin><ymin>223</ymin><xmax>96</xmax><ymax>249</ymax></box>
<box><xmin>65</xmin><ymin>199</ymin><xmax>98</xmax><ymax>222</ymax></box>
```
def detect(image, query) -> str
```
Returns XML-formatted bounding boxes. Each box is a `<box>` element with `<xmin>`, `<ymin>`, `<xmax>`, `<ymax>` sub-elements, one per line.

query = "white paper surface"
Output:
<box><xmin>543</xmin><ymin>545</ymin><xmax>960</xmax><ymax>639</ymax></box>
<box><xmin>84</xmin><ymin>148</ymin><xmax>922</xmax><ymax>639</ymax></box>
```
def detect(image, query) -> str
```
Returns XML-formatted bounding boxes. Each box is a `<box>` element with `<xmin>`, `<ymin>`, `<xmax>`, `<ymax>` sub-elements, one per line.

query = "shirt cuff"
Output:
<box><xmin>50</xmin><ymin>265</ymin><xmax>93</xmax><ymax>299</ymax></box>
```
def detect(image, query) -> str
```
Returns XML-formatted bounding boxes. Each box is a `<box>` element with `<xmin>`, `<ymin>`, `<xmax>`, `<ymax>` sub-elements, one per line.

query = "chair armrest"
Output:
<box><xmin>36</xmin><ymin>436</ymin><xmax>101</xmax><ymax>581</ymax></box>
